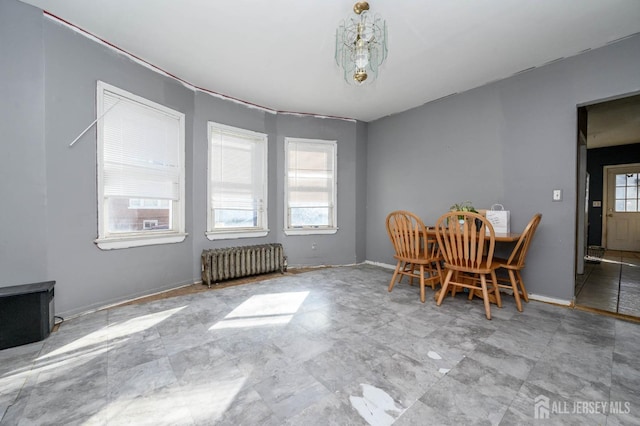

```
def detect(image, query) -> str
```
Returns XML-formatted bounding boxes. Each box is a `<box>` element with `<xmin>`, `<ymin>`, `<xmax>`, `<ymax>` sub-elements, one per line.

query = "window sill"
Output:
<box><xmin>283</xmin><ymin>227</ymin><xmax>338</xmax><ymax>236</ymax></box>
<box><xmin>206</xmin><ymin>229</ymin><xmax>269</xmax><ymax>240</ymax></box>
<box><xmin>95</xmin><ymin>232</ymin><xmax>188</xmax><ymax>250</ymax></box>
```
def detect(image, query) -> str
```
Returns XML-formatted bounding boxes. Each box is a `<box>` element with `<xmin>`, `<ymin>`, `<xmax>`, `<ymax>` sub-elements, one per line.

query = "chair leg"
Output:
<box><xmin>480</xmin><ymin>274</ymin><xmax>491</xmax><ymax>320</ymax></box>
<box><xmin>399</xmin><ymin>262</ymin><xmax>409</xmax><ymax>284</ymax></box>
<box><xmin>490</xmin><ymin>270</ymin><xmax>502</xmax><ymax>308</ymax></box>
<box><xmin>426</xmin><ymin>263</ymin><xmax>436</xmax><ymax>290</ymax></box>
<box><xmin>451</xmin><ymin>271</ymin><xmax>460</xmax><ymax>298</ymax></box>
<box><xmin>419</xmin><ymin>265</ymin><xmax>426</xmax><ymax>303</ymax></box>
<box><xmin>433</xmin><ymin>261</ymin><xmax>443</xmax><ymax>290</ymax></box>
<box><xmin>508</xmin><ymin>270</ymin><xmax>523</xmax><ymax>312</ymax></box>
<box><xmin>516</xmin><ymin>271</ymin><xmax>529</xmax><ymax>302</ymax></box>
<box><xmin>436</xmin><ymin>269</ymin><xmax>454</xmax><ymax>306</ymax></box>
<box><xmin>407</xmin><ymin>263</ymin><xmax>415</xmax><ymax>285</ymax></box>
<box><xmin>388</xmin><ymin>262</ymin><xmax>402</xmax><ymax>292</ymax></box>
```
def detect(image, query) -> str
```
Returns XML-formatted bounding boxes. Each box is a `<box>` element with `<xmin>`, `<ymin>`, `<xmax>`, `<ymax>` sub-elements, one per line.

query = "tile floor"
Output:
<box><xmin>1</xmin><ymin>265</ymin><xmax>639</xmax><ymax>425</ymax></box>
<box><xmin>576</xmin><ymin>250</ymin><xmax>640</xmax><ymax>317</ymax></box>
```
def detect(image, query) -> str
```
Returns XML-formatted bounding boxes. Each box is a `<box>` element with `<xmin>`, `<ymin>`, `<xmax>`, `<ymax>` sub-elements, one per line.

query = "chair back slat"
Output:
<box><xmin>435</xmin><ymin>211</ymin><xmax>495</xmax><ymax>270</ymax></box>
<box><xmin>386</xmin><ymin>210</ymin><xmax>430</xmax><ymax>261</ymax></box>
<box><xmin>507</xmin><ymin>213</ymin><xmax>542</xmax><ymax>268</ymax></box>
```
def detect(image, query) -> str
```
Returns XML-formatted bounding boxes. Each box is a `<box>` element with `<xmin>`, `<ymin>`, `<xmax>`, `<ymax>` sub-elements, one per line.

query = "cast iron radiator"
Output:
<box><xmin>201</xmin><ymin>243</ymin><xmax>286</xmax><ymax>287</ymax></box>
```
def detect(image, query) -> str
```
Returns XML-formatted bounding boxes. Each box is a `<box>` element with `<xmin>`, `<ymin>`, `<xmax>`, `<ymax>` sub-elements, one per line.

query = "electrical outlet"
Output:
<box><xmin>553</xmin><ymin>189</ymin><xmax>562</xmax><ymax>201</ymax></box>
<box><xmin>311</xmin><ymin>242</ymin><xmax>317</xmax><ymax>250</ymax></box>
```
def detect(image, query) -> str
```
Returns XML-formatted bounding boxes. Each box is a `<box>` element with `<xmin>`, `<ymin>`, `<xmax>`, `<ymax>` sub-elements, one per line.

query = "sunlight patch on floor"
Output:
<box><xmin>596</xmin><ymin>258</ymin><xmax>637</xmax><ymax>267</ymax></box>
<box><xmin>89</xmin><ymin>377</ymin><xmax>247</xmax><ymax>424</ymax></box>
<box><xmin>209</xmin><ymin>291</ymin><xmax>309</xmax><ymax>330</ymax></box>
<box><xmin>38</xmin><ymin>306</ymin><xmax>187</xmax><ymax>360</ymax></box>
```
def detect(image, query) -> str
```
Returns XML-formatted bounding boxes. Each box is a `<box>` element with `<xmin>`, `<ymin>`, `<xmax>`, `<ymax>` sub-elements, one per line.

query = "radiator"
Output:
<box><xmin>201</xmin><ymin>243</ymin><xmax>286</xmax><ymax>287</ymax></box>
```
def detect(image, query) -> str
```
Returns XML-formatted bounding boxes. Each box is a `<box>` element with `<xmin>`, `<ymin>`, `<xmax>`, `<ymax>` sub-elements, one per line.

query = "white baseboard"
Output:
<box><xmin>527</xmin><ymin>293</ymin><xmax>573</xmax><ymax>306</ymax></box>
<box><xmin>58</xmin><ymin>281</ymin><xmax>198</xmax><ymax>320</ymax></box>
<box><xmin>364</xmin><ymin>260</ymin><xmax>396</xmax><ymax>270</ymax></box>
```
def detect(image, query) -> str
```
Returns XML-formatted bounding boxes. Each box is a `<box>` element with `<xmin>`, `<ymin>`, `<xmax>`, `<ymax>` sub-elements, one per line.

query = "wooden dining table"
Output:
<box><xmin>424</xmin><ymin>226</ymin><xmax>521</xmax><ymax>243</ymax></box>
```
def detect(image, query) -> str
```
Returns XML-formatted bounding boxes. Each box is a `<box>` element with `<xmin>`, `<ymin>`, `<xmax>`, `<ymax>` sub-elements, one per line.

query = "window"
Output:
<box><xmin>207</xmin><ymin>122</ymin><xmax>268</xmax><ymax>240</ymax></box>
<box><xmin>95</xmin><ymin>81</ymin><xmax>186</xmax><ymax>250</ymax></box>
<box><xmin>284</xmin><ymin>138</ymin><xmax>337</xmax><ymax>235</ymax></box>
<box><xmin>615</xmin><ymin>173</ymin><xmax>640</xmax><ymax>212</ymax></box>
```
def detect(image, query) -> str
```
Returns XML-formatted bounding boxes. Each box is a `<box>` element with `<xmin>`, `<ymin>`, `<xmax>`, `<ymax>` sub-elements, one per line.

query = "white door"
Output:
<box><xmin>605</xmin><ymin>164</ymin><xmax>640</xmax><ymax>251</ymax></box>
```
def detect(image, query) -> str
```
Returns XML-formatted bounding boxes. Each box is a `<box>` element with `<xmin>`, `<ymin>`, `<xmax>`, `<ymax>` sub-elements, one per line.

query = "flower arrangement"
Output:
<box><xmin>450</xmin><ymin>201</ymin><xmax>477</xmax><ymax>218</ymax></box>
<box><xmin>449</xmin><ymin>201</ymin><xmax>483</xmax><ymax>229</ymax></box>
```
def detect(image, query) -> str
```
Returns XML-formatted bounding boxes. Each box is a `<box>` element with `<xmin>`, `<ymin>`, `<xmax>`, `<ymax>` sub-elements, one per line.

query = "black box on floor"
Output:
<box><xmin>0</xmin><ymin>281</ymin><xmax>55</xmax><ymax>350</ymax></box>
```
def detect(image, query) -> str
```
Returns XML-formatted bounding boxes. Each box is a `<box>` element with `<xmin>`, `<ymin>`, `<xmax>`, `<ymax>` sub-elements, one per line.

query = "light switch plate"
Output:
<box><xmin>553</xmin><ymin>189</ymin><xmax>562</xmax><ymax>201</ymax></box>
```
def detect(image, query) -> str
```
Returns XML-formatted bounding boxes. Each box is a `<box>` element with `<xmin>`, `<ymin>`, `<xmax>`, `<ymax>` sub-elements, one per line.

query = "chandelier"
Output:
<box><xmin>335</xmin><ymin>1</ymin><xmax>388</xmax><ymax>85</ymax></box>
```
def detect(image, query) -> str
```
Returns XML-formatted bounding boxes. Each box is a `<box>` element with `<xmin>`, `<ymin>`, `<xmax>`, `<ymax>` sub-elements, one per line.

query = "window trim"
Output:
<box><xmin>284</xmin><ymin>137</ymin><xmax>338</xmax><ymax>236</ymax></box>
<box><xmin>95</xmin><ymin>81</ymin><xmax>187</xmax><ymax>250</ymax></box>
<box><xmin>206</xmin><ymin>122</ymin><xmax>269</xmax><ymax>241</ymax></box>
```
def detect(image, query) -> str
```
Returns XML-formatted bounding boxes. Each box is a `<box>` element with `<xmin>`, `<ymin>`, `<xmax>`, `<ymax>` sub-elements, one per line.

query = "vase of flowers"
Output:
<box><xmin>449</xmin><ymin>201</ymin><xmax>478</xmax><ymax>228</ymax></box>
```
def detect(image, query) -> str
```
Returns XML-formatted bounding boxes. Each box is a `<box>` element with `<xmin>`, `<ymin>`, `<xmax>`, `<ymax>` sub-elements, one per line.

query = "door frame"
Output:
<box><xmin>575</xmin><ymin>106</ymin><xmax>588</xmax><ymax>276</ymax></box>
<box><xmin>602</xmin><ymin>162</ymin><xmax>640</xmax><ymax>248</ymax></box>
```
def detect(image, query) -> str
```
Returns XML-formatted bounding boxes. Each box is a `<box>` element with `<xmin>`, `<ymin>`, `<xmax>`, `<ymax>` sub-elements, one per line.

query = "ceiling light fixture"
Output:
<box><xmin>335</xmin><ymin>1</ymin><xmax>388</xmax><ymax>85</ymax></box>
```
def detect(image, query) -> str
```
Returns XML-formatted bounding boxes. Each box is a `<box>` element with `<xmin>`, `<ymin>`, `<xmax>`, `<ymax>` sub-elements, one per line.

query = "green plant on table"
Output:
<box><xmin>450</xmin><ymin>201</ymin><xmax>478</xmax><ymax>220</ymax></box>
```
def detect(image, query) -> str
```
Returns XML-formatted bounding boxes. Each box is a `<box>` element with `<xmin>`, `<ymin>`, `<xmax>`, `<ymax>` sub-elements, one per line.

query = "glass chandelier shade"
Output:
<box><xmin>335</xmin><ymin>2</ymin><xmax>388</xmax><ymax>85</ymax></box>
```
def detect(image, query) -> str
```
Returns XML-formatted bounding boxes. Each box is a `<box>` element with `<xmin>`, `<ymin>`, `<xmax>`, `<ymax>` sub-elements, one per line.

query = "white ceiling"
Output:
<box><xmin>19</xmin><ymin>0</ymin><xmax>640</xmax><ymax>123</ymax></box>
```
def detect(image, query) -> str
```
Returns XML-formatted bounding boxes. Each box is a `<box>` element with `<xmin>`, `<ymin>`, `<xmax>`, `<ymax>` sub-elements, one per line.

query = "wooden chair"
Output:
<box><xmin>434</xmin><ymin>211</ymin><xmax>501</xmax><ymax>320</ymax></box>
<box><xmin>493</xmin><ymin>213</ymin><xmax>542</xmax><ymax>311</ymax></box>
<box><xmin>386</xmin><ymin>211</ymin><xmax>443</xmax><ymax>303</ymax></box>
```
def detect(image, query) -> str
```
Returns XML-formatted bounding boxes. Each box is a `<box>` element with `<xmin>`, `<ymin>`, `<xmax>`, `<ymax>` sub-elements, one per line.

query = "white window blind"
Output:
<box><xmin>103</xmin><ymin>91</ymin><xmax>181</xmax><ymax>201</ymax></box>
<box><xmin>207</xmin><ymin>123</ymin><xmax>268</xmax><ymax>238</ymax></box>
<box><xmin>285</xmin><ymin>138</ymin><xmax>337</xmax><ymax>233</ymax></box>
<box><xmin>96</xmin><ymin>81</ymin><xmax>186</xmax><ymax>249</ymax></box>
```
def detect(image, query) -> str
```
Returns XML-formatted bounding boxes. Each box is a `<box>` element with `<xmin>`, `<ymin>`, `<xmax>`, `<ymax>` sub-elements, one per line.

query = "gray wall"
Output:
<box><xmin>355</xmin><ymin>121</ymin><xmax>368</xmax><ymax>263</ymax></box>
<box><xmin>367</xmin><ymin>34</ymin><xmax>640</xmax><ymax>301</ymax></box>
<box><xmin>0</xmin><ymin>0</ymin><xmax>47</xmax><ymax>285</ymax></box>
<box><xmin>191</xmin><ymin>92</ymin><xmax>277</xmax><ymax>280</ymax></box>
<box><xmin>1</xmin><ymin>0</ymin><xmax>361</xmax><ymax>316</ymax></box>
<box><xmin>191</xmin><ymin>97</ymin><xmax>363</xmax><ymax>268</ymax></box>
<box><xmin>43</xmin><ymin>15</ymin><xmax>196</xmax><ymax>315</ymax></box>
<box><xmin>274</xmin><ymin>114</ymin><xmax>360</xmax><ymax>266</ymax></box>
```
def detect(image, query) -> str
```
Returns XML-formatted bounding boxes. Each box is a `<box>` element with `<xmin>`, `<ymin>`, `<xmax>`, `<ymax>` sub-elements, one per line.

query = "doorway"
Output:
<box><xmin>575</xmin><ymin>94</ymin><xmax>640</xmax><ymax>318</ymax></box>
<box><xmin>576</xmin><ymin>251</ymin><xmax>640</xmax><ymax>317</ymax></box>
